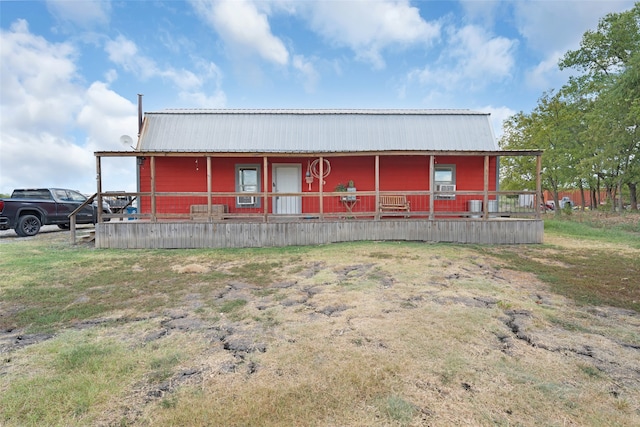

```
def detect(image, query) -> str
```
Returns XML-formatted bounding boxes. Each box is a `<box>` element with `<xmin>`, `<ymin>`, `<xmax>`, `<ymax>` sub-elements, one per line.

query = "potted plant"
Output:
<box><xmin>335</xmin><ymin>181</ymin><xmax>356</xmax><ymax>201</ymax></box>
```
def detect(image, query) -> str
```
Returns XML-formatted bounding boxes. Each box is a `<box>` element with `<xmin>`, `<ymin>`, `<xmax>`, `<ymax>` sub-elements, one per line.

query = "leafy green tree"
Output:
<box><xmin>498</xmin><ymin>113</ymin><xmax>538</xmax><ymax>191</ymax></box>
<box><xmin>603</xmin><ymin>48</ymin><xmax>640</xmax><ymax>210</ymax></box>
<box><xmin>560</xmin><ymin>3</ymin><xmax>640</xmax><ymax>210</ymax></box>
<box><xmin>500</xmin><ymin>91</ymin><xmax>581</xmax><ymax>215</ymax></box>
<box><xmin>502</xmin><ymin>4</ymin><xmax>639</xmax><ymax>212</ymax></box>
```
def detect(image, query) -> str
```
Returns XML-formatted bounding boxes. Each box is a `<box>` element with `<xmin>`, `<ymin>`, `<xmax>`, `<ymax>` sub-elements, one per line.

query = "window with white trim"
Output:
<box><xmin>235</xmin><ymin>164</ymin><xmax>261</xmax><ymax>208</ymax></box>
<box><xmin>434</xmin><ymin>165</ymin><xmax>456</xmax><ymax>200</ymax></box>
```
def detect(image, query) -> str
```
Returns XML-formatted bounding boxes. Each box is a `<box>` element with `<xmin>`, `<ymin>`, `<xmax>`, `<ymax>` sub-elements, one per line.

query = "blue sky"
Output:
<box><xmin>0</xmin><ymin>0</ymin><xmax>637</xmax><ymax>195</ymax></box>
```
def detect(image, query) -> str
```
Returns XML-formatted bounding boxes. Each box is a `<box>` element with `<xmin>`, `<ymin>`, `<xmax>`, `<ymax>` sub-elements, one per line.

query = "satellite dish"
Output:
<box><xmin>120</xmin><ymin>135</ymin><xmax>134</xmax><ymax>149</ymax></box>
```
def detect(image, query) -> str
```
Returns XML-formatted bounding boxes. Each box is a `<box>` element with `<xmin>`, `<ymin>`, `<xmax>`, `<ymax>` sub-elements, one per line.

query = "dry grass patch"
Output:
<box><xmin>1</xmin><ymin>229</ymin><xmax>639</xmax><ymax>426</ymax></box>
<box><xmin>171</xmin><ymin>263</ymin><xmax>210</xmax><ymax>274</ymax></box>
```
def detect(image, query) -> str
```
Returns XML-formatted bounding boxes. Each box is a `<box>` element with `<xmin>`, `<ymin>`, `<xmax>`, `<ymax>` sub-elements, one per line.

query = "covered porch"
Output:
<box><xmin>92</xmin><ymin>150</ymin><xmax>544</xmax><ymax>248</ymax></box>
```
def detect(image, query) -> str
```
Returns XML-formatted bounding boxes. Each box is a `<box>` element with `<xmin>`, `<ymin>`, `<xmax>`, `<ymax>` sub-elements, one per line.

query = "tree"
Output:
<box><xmin>560</xmin><ymin>3</ymin><xmax>640</xmax><ymax>210</ymax></box>
<box><xmin>502</xmin><ymin>4</ymin><xmax>640</xmax><ymax>212</ymax></box>
<box><xmin>500</xmin><ymin>91</ymin><xmax>581</xmax><ymax>215</ymax></box>
<box><xmin>604</xmin><ymin>48</ymin><xmax>640</xmax><ymax>210</ymax></box>
<box><xmin>498</xmin><ymin>113</ymin><xmax>538</xmax><ymax>191</ymax></box>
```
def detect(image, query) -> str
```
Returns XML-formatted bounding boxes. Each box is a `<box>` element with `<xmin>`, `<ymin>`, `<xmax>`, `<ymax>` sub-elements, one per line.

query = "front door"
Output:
<box><xmin>273</xmin><ymin>164</ymin><xmax>301</xmax><ymax>214</ymax></box>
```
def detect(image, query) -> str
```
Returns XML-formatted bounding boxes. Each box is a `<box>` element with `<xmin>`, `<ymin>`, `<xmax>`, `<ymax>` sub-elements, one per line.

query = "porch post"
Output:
<box><xmin>206</xmin><ymin>156</ymin><xmax>212</xmax><ymax>219</ymax></box>
<box><xmin>483</xmin><ymin>155</ymin><xmax>489</xmax><ymax>219</ymax></box>
<box><xmin>536</xmin><ymin>154</ymin><xmax>542</xmax><ymax>219</ymax></box>
<box><xmin>429</xmin><ymin>155</ymin><xmax>434</xmax><ymax>220</ymax></box>
<box><xmin>150</xmin><ymin>156</ymin><xmax>157</xmax><ymax>222</ymax></box>
<box><xmin>319</xmin><ymin>156</ymin><xmax>324</xmax><ymax>220</ymax></box>
<box><xmin>263</xmin><ymin>156</ymin><xmax>269</xmax><ymax>222</ymax></box>
<box><xmin>78</xmin><ymin>155</ymin><xmax>101</xmax><ymax>245</ymax></box>
<box><xmin>375</xmin><ymin>155</ymin><xmax>380</xmax><ymax>220</ymax></box>
<box><xmin>96</xmin><ymin>155</ymin><xmax>102</xmax><ymax>223</ymax></box>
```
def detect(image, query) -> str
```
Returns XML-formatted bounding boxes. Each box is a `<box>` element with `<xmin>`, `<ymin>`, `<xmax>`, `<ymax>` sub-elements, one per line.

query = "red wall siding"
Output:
<box><xmin>138</xmin><ymin>155</ymin><xmax>497</xmax><ymax>215</ymax></box>
<box><xmin>379</xmin><ymin>156</ymin><xmax>430</xmax><ymax>190</ymax></box>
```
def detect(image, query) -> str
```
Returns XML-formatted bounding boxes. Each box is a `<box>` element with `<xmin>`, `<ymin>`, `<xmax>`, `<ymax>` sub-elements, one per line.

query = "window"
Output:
<box><xmin>67</xmin><ymin>190</ymin><xmax>88</xmax><ymax>202</ymax></box>
<box><xmin>434</xmin><ymin>165</ymin><xmax>456</xmax><ymax>200</ymax></box>
<box><xmin>235</xmin><ymin>164</ymin><xmax>261</xmax><ymax>208</ymax></box>
<box><xmin>53</xmin><ymin>189</ymin><xmax>86</xmax><ymax>202</ymax></box>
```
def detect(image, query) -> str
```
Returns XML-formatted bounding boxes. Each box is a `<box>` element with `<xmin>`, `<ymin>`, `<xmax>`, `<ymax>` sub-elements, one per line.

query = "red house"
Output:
<box><xmin>93</xmin><ymin>109</ymin><xmax>543</xmax><ymax>248</ymax></box>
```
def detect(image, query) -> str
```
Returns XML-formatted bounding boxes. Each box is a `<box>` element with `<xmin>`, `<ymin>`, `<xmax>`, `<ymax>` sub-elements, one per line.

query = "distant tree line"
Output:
<box><xmin>500</xmin><ymin>3</ymin><xmax>639</xmax><ymax>212</ymax></box>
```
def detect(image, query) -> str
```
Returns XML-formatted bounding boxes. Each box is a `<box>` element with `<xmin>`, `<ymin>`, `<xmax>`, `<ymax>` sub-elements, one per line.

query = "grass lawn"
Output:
<box><xmin>1</xmin><ymin>212</ymin><xmax>639</xmax><ymax>426</ymax></box>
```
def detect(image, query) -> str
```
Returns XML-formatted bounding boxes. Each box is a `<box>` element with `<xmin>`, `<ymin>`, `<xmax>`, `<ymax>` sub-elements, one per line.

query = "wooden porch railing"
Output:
<box><xmin>68</xmin><ymin>192</ymin><xmax>97</xmax><ymax>245</ymax></box>
<box><xmin>95</xmin><ymin>190</ymin><xmax>542</xmax><ymax>224</ymax></box>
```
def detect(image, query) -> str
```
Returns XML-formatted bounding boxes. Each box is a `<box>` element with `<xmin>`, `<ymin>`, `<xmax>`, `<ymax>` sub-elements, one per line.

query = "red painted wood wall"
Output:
<box><xmin>138</xmin><ymin>155</ymin><xmax>497</xmax><ymax>215</ymax></box>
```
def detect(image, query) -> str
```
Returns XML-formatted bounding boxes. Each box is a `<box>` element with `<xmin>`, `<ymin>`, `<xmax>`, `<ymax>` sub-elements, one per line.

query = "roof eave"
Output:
<box><xmin>95</xmin><ymin>149</ymin><xmax>543</xmax><ymax>158</ymax></box>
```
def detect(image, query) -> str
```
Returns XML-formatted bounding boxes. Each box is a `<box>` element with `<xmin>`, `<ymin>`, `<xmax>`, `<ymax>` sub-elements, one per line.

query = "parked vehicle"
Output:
<box><xmin>0</xmin><ymin>188</ymin><xmax>111</xmax><ymax>237</ymax></box>
<box><xmin>541</xmin><ymin>197</ymin><xmax>574</xmax><ymax>212</ymax></box>
<box><xmin>103</xmin><ymin>193</ymin><xmax>135</xmax><ymax>213</ymax></box>
<box><xmin>559</xmin><ymin>196</ymin><xmax>574</xmax><ymax>209</ymax></box>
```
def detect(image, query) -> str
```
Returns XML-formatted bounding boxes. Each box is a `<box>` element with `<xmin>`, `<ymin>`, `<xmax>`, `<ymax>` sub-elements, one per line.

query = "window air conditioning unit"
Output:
<box><xmin>237</xmin><ymin>196</ymin><xmax>256</xmax><ymax>205</ymax></box>
<box><xmin>436</xmin><ymin>184</ymin><xmax>456</xmax><ymax>199</ymax></box>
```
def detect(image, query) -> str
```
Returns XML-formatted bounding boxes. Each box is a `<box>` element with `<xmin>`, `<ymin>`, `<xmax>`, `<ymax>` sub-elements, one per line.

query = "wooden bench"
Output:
<box><xmin>190</xmin><ymin>204</ymin><xmax>228</xmax><ymax>220</ymax></box>
<box><xmin>379</xmin><ymin>195</ymin><xmax>410</xmax><ymax>215</ymax></box>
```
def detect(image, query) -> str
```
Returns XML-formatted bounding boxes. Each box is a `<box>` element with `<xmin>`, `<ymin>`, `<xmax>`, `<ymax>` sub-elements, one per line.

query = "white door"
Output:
<box><xmin>273</xmin><ymin>164</ymin><xmax>301</xmax><ymax>214</ymax></box>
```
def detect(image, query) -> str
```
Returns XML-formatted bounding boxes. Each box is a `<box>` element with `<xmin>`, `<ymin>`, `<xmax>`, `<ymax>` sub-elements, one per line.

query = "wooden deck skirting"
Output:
<box><xmin>95</xmin><ymin>218</ymin><xmax>543</xmax><ymax>249</ymax></box>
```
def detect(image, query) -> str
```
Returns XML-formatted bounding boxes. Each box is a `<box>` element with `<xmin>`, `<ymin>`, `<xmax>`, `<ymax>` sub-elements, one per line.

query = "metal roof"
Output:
<box><xmin>137</xmin><ymin>109</ymin><xmax>499</xmax><ymax>153</ymax></box>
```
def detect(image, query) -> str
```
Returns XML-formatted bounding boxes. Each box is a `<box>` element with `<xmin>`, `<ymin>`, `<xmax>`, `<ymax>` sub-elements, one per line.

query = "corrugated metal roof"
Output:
<box><xmin>137</xmin><ymin>109</ymin><xmax>498</xmax><ymax>153</ymax></box>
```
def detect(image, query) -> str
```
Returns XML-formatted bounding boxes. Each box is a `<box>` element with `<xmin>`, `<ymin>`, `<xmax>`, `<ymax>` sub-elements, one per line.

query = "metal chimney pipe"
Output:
<box><xmin>137</xmin><ymin>93</ymin><xmax>143</xmax><ymax>137</ymax></box>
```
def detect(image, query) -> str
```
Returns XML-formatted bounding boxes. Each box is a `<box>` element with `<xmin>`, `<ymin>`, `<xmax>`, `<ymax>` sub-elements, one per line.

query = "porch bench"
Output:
<box><xmin>190</xmin><ymin>204</ymin><xmax>228</xmax><ymax>220</ymax></box>
<box><xmin>379</xmin><ymin>195</ymin><xmax>410</xmax><ymax>215</ymax></box>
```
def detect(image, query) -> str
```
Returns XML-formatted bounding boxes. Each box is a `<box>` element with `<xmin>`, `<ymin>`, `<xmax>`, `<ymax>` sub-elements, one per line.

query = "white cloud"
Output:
<box><xmin>77</xmin><ymin>82</ymin><xmax>139</xmax><ymax>192</ymax></box>
<box><xmin>304</xmin><ymin>0</ymin><xmax>440</xmax><ymax>69</ymax></box>
<box><xmin>525</xmin><ymin>50</ymin><xmax>567</xmax><ymax>91</ymax></box>
<box><xmin>459</xmin><ymin>0</ymin><xmax>505</xmax><ymax>27</ymax></box>
<box><xmin>46</xmin><ymin>0</ymin><xmax>110</xmax><ymax>28</ymax></box>
<box><xmin>0</xmin><ymin>20</ymin><xmax>138</xmax><ymax>195</ymax></box>
<box><xmin>1</xmin><ymin>131</ymin><xmax>95</xmax><ymax>194</ymax></box>
<box><xmin>78</xmin><ymin>82</ymin><xmax>138</xmax><ymax>150</ymax></box>
<box><xmin>0</xmin><ymin>20</ymin><xmax>82</xmax><ymax>133</ymax></box>
<box><xmin>406</xmin><ymin>24</ymin><xmax>517</xmax><ymax>95</ymax></box>
<box><xmin>513</xmin><ymin>0</ymin><xmax>636</xmax><ymax>55</ymax></box>
<box><xmin>477</xmin><ymin>105</ymin><xmax>517</xmax><ymax>140</ymax></box>
<box><xmin>448</xmin><ymin>25</ymin><xmax>516</xmax><ymax>82</ymax></box>
<box><xmin>177</xmin><ymin>91</ymin><xmax>227</xmax><ymax>108</ymax></box>
<box><xmin>514</xmin><ymin>0</ymin><xmax>637</xmax><ymax>92</ymax></box>
<box><xmin>190</xmin><ymin>0</ymin><xmax>289</xmax><ymax>65</ymax></box>
<box><xmin>104</xmin><ymin>35</ymin><xmax>226</xmax><ymax>105</ymax></box>
<box><xmin>105</xmin><ymin>36</ymin><xmax>202</xmax><ymax>91</ymax></box>
<box><xmin>292</xmin><ymin>55</ymin><xmax>319</xmax><ymax>93</ymax></box>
